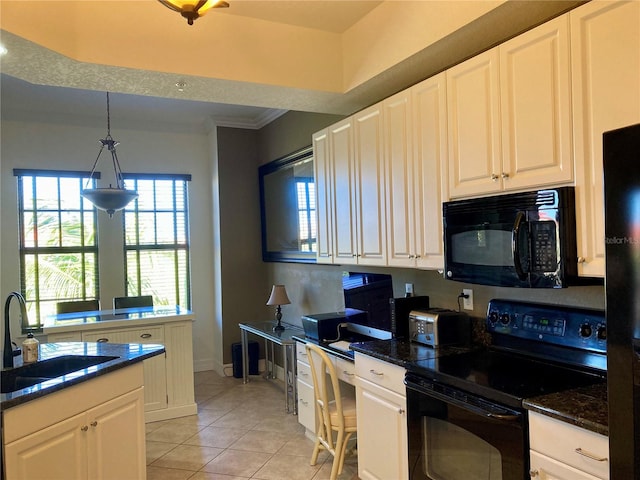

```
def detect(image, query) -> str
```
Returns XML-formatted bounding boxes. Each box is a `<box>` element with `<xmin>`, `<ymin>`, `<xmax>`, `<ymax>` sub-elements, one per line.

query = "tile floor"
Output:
<box><xmin>145</xmin><ymin>370</ymin><xmax>359</xmax><ymax>480</ymax></box>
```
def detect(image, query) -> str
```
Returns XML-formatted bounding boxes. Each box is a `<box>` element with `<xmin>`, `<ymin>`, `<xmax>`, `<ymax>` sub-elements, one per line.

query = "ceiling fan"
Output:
<box><xmin>158</xmin><ymin>0</ymin><xmax>230</xmax><ymax>25</ymax></box>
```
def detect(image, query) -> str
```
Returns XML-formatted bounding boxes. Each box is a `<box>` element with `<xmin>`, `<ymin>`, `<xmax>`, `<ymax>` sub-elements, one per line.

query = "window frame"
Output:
<box><xmin>14</xmin><ymin>168</ymin><xmax>101</xmax><ymax>330</ymax></box>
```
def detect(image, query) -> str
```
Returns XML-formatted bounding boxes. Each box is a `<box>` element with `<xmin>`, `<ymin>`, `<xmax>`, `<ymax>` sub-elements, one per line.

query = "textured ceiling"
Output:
<box><xmin>0</xmin><ymin>1</ymin><xmax>583</xmax><ymax>130</ymax></box>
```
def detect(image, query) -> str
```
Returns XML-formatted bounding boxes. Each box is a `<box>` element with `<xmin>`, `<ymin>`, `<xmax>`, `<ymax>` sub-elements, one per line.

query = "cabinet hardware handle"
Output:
<box><xmin>369</xmin><ymin>369</ymin><xmax>384</xmax><ymax>376</ymax></box>
<box><xmin>398</xmin><ymin>408</ymin><xmax>405</xmax><ymax>414</ymax></box>
<box><xmin>299</xmin><ymin>371</ymin><xmax>308</xmax><ymax>376</ymax></box>
<box><xmin>300</xmin><ymin>399</ymin><xmax>308</xmax><ymax>406</ymax></box>
<box><xmin>575</xmin><ymin>448</ymin><xmax>608</xmax><ymax>462</ymax></box>
<box><xmin>577</xmin><ymin>256</ymin><xmax>586</xmax><ymax>263</ymax></box>
<box><xmin>81</xmin><ymin>425</ymin><xmax>89</xmax><ymax>432</ymax></box>
<box><xmin>415</xmin><ymin>255</ymin><xmax>421</xmax><ymax>259</ymax></box>
<box><xmin>343</xmin><ymin>371</ymin><xmax>355</xmax><ymax>376</ymax></box>
<box><xmin>491</xmin><ymin>174</ymin><xmax>499</xmax><ymax>181</ymax></box>
<box><xmin>501</xmin><ymin>172</ymin><xmax>510</xmax><ymax>179</ymax></box>
<box><xmin>140</xmin><ymin>333</ymin><xmax>152</xmax><ymax>339</ymax></box>
<box><xmin>97</xmin><ymin>338</ymin><xmax>109</xmax><ymax>343</ymax></box>
<box><xmin>529</xmin><ymin>470</ymin><xmax>539</xmax><ymax>477</ymax></box>
<box><xmin>91</xmin><ymin>421</ymin><xmax>98</xmax><ymax>427</ymax></box>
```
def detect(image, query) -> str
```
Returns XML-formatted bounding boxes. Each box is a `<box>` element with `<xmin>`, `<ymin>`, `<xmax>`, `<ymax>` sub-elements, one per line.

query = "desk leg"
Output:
<box><xmin>241</xmin><ymin>328</ymin><xmax>249</xmax><ymax>384</ymax></box>
<box><xmin>284</xmin><ymin>344</ymin><xmax>297</xmax><ymax>414</ymax></box>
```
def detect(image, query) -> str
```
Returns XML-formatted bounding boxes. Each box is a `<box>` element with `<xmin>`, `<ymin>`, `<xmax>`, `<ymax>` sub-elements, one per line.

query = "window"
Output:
<box><xmin>15</xmin><ymin>169</ymin><xmax>99</xmax><ymax>328</ymax></box>
<box><xmin>123</xmin><ymin>174</ymin><xmax>191</xmax><ymax>308</ymax></box>
<box><xmin>296</xmin><ymin>178</ymin><xmax>316</xmax><ymax>252</ymax></box>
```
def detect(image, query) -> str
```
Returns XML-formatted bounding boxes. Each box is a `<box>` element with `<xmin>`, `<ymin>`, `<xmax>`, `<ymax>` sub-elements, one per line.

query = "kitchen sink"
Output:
<box><xmin>1</xmin><ymin>355</ymin><xmax>118</xmax><ymax>393</ymax></box>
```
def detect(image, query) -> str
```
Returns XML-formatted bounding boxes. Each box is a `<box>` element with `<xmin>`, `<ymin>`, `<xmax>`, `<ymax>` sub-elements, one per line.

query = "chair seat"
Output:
<box><xmin>328</xmin><ymin>396</ymin><xmax>357</xmax><ymax>429</ymax></box>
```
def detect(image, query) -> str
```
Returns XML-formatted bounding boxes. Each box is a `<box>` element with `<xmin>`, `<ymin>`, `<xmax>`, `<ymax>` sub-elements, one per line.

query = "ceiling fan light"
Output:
<box><xmin>158</xmin><ymin>0</ymin><xmax>229</xmax><ymax>25</ymax></box>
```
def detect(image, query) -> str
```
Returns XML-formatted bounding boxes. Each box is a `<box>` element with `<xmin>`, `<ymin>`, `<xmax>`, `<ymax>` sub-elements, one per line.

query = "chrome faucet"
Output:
<box><xmin>3</xmin><ymin>291</ymin><xmax>28</xmax><ymax>368</ymax></box>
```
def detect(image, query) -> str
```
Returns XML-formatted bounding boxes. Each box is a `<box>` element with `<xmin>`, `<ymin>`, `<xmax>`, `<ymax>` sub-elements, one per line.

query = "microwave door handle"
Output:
<box><xmin>512</xmin><ymin>211</ymin><xmax>528</xmax><ymax>281</ymax></box>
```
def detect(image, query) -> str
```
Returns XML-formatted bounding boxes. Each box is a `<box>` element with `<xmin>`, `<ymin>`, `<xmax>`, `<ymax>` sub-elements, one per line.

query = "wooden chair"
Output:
<box><xmin>305</xmin><ymin>343</ymin><xmax>357</xmax><ymax>480</ymax></box>
<box><xmin>113</xmin><ymin>295</ymin><xmax>153</xmax><ymax>309</ymax></box>
<box><xmin>56</xmin><ymin>299</ymin><xmax>100</xmax><ymax>314</ymax></box>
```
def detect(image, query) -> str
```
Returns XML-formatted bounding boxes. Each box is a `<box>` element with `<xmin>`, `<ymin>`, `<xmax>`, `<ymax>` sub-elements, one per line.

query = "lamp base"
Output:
<box><xmin>272</xmin><ymin>307</ymin><xmax>285</xmax><ymax>332</ymax></box>
<box><xmin>272</xmin><ymin>323</ymin><xmax>285</xmax><ymax>332</ymax></box>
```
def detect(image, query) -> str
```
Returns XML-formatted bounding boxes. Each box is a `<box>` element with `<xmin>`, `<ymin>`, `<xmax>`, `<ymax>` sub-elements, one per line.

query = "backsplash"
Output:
<box><xmin>266</xmin><ymin>263</ymin><xmax>605</xmax><ymax>329</ymax></box>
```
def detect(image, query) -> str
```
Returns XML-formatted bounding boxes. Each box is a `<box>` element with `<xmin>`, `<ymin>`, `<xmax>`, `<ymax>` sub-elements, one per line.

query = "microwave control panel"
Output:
<box><xmin>530</xmin><ymin>221</ymin><xmax>558</xmax><ymax>272</ymax></box>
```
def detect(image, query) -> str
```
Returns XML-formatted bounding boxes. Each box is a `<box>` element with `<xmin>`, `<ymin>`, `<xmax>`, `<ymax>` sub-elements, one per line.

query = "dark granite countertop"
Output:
<box><xmin>350</xmin><ymin>338</ymin><xmax>472</xmax><ymax>367</ymax></box>
<box><xmin>1</xmin><ymin>342</ymin><xmax>165</xmax><ymax>411</ymax></box>
<box><xmin>524</xmin><ymin>382</ymin><xmax>609</xmax><ymax>436</ymax></box>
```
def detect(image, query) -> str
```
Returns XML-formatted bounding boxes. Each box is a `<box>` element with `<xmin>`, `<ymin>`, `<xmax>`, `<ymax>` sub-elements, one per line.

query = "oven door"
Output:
<box><xmin>405</xmin><ymin>373</ymin><xmax>527</xmax><ymax>480</ymax></box>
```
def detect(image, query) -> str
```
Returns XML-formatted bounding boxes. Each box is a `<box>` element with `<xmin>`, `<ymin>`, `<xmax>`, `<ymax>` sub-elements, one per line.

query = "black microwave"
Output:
<box><xmin>443</xmin><ymin>187</ymin><xmax>578</xmax><ymax>288</ymax></box>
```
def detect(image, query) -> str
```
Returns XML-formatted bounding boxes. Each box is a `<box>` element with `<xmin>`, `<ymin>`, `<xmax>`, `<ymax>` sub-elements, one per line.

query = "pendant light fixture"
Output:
<box><xmin>81</xmin><ymin>92</ymin><xmax>138</xmax><ymax>218</ymax></box>
<box><xmin>158</xmin><ymin>0</ymin><xmax>229</xmax><ymax>25</ymax></box>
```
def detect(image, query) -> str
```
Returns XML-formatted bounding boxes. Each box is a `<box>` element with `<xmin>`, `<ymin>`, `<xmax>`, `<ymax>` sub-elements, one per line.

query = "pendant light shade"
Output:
<box><xmin>81</xmin><ymin>92</ymin><xmax>138</xmax><ymax>218</ymax></box>
<box><xmin>158</xmin><ymin>0</ymin><xmax>229</xmax><ymax>25</ymax></box>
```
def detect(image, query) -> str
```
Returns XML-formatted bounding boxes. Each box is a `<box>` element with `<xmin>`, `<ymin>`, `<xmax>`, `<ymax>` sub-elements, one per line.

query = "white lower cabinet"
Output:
<box><xmin>3</xmin><ymin>364</ymin><xmax>146</xmax><ymax>480</ymax></box>
<box><xmin>355</xmin><ymin>353</ymin><xmax>408</xmax><ymax>480</ymax></box>
<box><xmin>47</xmin><ymin>319</ymin><xmax>196</xmax><ymax>422</ymax></box>
<box><xmin>529</xmin><ymin>411</ymin><xmax>609</xmax><ymax>480</ymax></box>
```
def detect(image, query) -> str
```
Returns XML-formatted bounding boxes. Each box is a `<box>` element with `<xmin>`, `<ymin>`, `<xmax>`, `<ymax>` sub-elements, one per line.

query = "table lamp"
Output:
<box><xmin>266</xmin><ymin>285</ymin><xmax>291</xmax><ymax>332</ymax></box>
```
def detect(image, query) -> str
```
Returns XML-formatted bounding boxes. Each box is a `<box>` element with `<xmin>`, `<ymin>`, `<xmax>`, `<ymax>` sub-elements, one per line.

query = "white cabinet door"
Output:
<box><xmin>83</xmin><ymin>326</ymin><xmax>168</xmax><ymax>412</ymax></box>
<box><xmin>354</xmin><ymin>103</ymin><xmax>387</xmax><ymax>265</ymax></box>
<box><xmin>313</xmin><ymin>128</ymin><xmax>334</xmax><ymax>264</ymax></box>
<box><xmin>447</xmin><ymin>48</ymin><xmax>502</xmax><ymax>198</ymax></box>
<box><xmin>500</xmin><ymin>15</ymin><xmax>573</xmax><ymax>191</ymax></box>
<box><xmin>4</xmin><ymin>413</ymin><xmax>88</xmax><ymax>480</ymax></box>
<box><xmin>330</xmin><ymin>117</ymin><xmax>359</xmax><ymax>264</ymax></box>
<box><xmin>530</xmin><ymin>451</ymin><xmax>603</xmax><ymax>480</ymax></box>
<box><xmin>384</xmin><ymin>90</ymin><xmax>416</xmax><ymax>268</ymax></box>
<box><xmin>356</xmin><ymin>377</ymin><xmax>408</xmax><ymax>480</ymax></box>
<box><xmin>571</xmin><ymin>0</ymin><xmax>640</xmax><ymax>278</ymax></box>
<box><xmin>412</xmin><ymin>72</ymin><xmax>448</xmax><ymax>270</ymax></box>
<box><xmin>87</xmin><ymin>387</ymin><xmax>146</xmax><ymax>480</ymax></box>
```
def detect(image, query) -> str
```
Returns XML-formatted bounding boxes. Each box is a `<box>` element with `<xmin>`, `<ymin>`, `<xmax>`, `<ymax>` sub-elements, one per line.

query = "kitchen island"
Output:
<box><xmin>44</xmin><ymin>305</ymin><xmax>196</xmax><ymax>422</ymax></box>
<box><xmin>1</xmin><ymin>341</ymin><xmax>164</xmax><ymax>479</ymax></box>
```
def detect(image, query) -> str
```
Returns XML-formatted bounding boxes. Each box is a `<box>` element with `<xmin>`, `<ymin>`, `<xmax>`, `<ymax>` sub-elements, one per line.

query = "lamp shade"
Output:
<box><xmin>82</xmin><ymin>188</ymin><xmax>138</xmax><ymax>217</ymax></box>
<box><xmin>266</xmin><ymin>285</ymin><xmax>291</xmax><ymax>306</ymax></box>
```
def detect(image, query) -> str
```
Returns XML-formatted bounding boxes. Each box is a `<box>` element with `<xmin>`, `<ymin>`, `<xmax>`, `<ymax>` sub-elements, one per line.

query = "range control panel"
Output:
<box><xmin>487</xmin><ymin>299</ymin><xmax>606</xmax><ymax>354</ymax></box>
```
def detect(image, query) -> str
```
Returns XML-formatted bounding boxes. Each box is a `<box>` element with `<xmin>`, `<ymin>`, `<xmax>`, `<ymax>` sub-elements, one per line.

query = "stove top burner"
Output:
<box><xmin>409</xmin><ymin>349</ymin><xmax>606</xmax><ymax>409</ymax></box>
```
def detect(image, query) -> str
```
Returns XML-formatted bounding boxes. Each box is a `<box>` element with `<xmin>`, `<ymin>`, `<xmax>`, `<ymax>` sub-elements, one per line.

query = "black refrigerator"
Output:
<box><xmin>604</xmin><ymin>123</ymin><xmax>640</xmax><ymax>479</ymax></box>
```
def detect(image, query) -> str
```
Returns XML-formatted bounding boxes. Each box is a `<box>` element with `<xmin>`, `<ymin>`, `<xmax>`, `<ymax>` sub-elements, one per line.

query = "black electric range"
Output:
<box><xmin>404</xmin><ymin>299</ymin><xmax>607</xmax><ymax>480</ymax></box>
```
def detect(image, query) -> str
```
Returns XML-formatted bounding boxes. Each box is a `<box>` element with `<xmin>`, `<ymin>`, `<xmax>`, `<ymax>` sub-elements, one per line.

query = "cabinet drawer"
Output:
<box><xmin>354</xmin><ymin>352</ymin><xmax>406</xmax><ymax>395</ymax></box>
<box><xmin>296</xmin><ymin>341</ymin><xmax>310</xmax><ymax>363</ymax></box>
<box><xmin>82</xmin><ymin>326</ymin><xmax>164</xmax><ymax>344</ymax></box>
<box><xmin>297</xmin><ymin>380</ymin><xmax>316</xmax><ymax>433</ymax></box>
<box><xmin>296</xmin><ymin>360</ymin><xmax>313</xmax><ymax>385</ymax></box>
<box><xmin>336</xmin><ymin>357</ymin><xmax>356</xmax><ymax>385</ymax></box>
<box><xmin>529</xmin><ymin>412</ymin><xmax>609</xmax><ymax>479</ymax></box>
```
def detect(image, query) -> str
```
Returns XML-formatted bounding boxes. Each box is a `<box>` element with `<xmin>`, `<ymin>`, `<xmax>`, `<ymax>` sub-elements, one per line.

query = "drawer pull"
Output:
<box><xmin>299</xmin><ymin>371</ymin><xmax>309</xmax><ymax>377</ymax></box>
<box><xmin>342</xmin><ymin>371</ymin><xmax>355</xmax><ymax>376</ymax></box>
<box><xmin>574</xmin><ymin>448</ymin><xmax>608</xmax><ymax>462</ymax></box>
<box><xmin>300</xmin><ymin>399</ymin><xmax>308</xmax><ymax>406</ymax></box>
<box><xmin>140</xmin><ymin>333</ymin><xmax>152</xmax><ymax>339</ymax></box>
<box><xmin>369</xmin><ymin>369</ymin><xmax>384</xmax><ymax>376</ymax></box>
<box><xmin>398</xmin><ymin>408</ymin><xmax>405</xmax><ymax>414</ymax></box>
<box><xmin>91</xmin><ymin>421</ymin><xmax>98</xmax><ymax>427</ymax></box>
<box><xmin>529</xmin><ymin>470</ymin><xmax>539</xmax><ymax>478</ymax></box>
<box><xmin>81</xmin><ymin>425</ymin><xmax>89</xmax><ymax>432</ymax></box>
<box><xmin>97</xmin><ymin>338</ymin><xmax>109</xmax><ymax>343</ymax></box>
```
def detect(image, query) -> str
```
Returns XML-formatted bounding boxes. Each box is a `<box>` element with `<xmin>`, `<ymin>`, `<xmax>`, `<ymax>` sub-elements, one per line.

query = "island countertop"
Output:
<box><xmin>42</xmin><ymin>305</ymin><xmax>193</xmax><ymax>334</ymax></box>
<box><xmin>1</xmin><ymin>342</ymin><xmax>165</xmax><ymax>410</ymax></box>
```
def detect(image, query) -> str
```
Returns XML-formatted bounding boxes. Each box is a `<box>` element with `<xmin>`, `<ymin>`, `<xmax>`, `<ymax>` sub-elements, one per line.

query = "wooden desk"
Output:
<box><xmin>238</xmin><ymin>321</ymin><xmax>304</xmax><ymax>414</ymax></box>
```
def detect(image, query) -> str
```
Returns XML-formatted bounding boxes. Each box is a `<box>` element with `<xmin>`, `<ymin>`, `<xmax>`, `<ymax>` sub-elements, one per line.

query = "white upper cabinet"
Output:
<box><xmin>571</xmin><ymin>0</ymin><xmax>640</xmax><ymax>278</ymax></box>
<box><xmin>500</xmin><ymin>15</ymin><xmax>573</xmax><ymax>191</ymax></box>
<box><xmin>448</xmin><ymin>16</ymin><xmax>573</xmax><ymax>198</ymax></box>
<box><xmin>313</xmin><ymin>129</ymin><xmax>334</xmax><ymax>264</ymax></box>
<box><xmin>330</xmin><ymin>117</ymin><xmax>359</xmax><ymax>264</ymax></box>
<box><xmin>385</xmin><ymin>74</ymin><xmax>448</xmax><ymax>270</ymax></box>
<box><xmin>354</xmin><ymin>104</ymin><xmax>387</xmax><ymax>265</ymax></box>
<box><xmin>447</xmin><ymin>48</ymin><xmax>502</xmax><ymax>198</ymax></box>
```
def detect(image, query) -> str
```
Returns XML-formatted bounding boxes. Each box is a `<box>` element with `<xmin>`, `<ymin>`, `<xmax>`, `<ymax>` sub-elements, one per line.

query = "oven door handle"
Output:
<box><xmin>512</xmin><ymin>211</ymin><xmax>528</xmax><ymax>281</ymax></box>
<box><xmin>406</xmin><ymin>381</ymin><xmax>522</xmax><ymax>423</ymax></box>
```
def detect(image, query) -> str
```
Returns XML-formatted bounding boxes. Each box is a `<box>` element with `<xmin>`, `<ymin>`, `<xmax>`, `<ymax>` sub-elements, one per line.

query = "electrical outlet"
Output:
<box><xmin>462</xmin><ymin>288</ymin><xmax>473</xmax><ymax>310</ymax></box>
<box><xmin>405</xmin><ymin>283</ymin><xmax>414</xmax><ymax>296</ymax></box>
